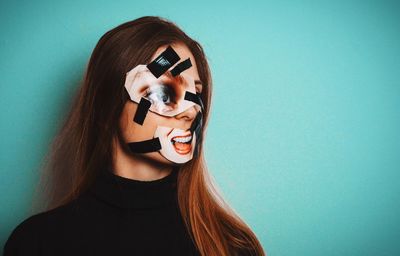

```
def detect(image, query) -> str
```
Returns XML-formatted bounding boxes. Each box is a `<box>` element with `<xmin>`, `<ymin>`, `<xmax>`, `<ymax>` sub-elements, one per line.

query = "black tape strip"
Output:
<box><xmin>190</xmin><ymin>111</ymin><xmax>202</xmax><ymax>133</ymax></box>
<box><xmin>170</xmin><ymin>58</ymin><xmax>192</xmax><ymax>77</ymax></box>
<box><xmin>185</xmin><ymin>91</ymin><xmax>204</xmax><ymax>157</ymax></box>
<box><xmin>190</xmin><ymin>111</ymin><xmax>203</xmax><ymax>158</ymax></box>
<box><xmin>127</xmin><ymin>137</ymin><xmax>162</xmax><ymax>153</ymax></box>
<box><xmin>184</xmin><ymin>91</ymin><xmax>204</xmax><ymax>111</ymax></box>
<box><xmin>196</xmin><ymin>92</ymin><xmax>205</xmax><ymax>111</ymax></box>
<box><xmin>146</xmin><ymin>46</ymin><xmax>180</xmax><ymax>78</ymax></box>
<box><xmin>133</xmin><ymin>97</ymin><xmax>151</xmax><ymax>125</ymax></box>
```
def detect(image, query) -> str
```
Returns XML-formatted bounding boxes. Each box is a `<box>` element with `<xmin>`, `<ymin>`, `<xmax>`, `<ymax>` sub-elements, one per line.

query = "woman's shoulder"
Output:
<box><xmin>3</xmin><ymin>200</ymin><xmax>78</xmax><ymax>255</ymax></box>
<box><xmin>3</xmin><ymin>212</ymin><xmax>44</xmax><ymax>255</ymax></box>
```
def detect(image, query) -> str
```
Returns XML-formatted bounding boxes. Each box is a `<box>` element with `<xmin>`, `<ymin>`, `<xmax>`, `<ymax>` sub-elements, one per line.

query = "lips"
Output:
<box><xmin>171</xmin><ymin>132</ymin><xmax>192</xmax><ymax>155</ymax></box>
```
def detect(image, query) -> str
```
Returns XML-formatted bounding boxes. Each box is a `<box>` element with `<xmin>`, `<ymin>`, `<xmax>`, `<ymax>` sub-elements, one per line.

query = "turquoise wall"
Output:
<box><xmin>1</xmin><ymin>0</ymin><xmax>399</xmax><ymax>255</ymax></box>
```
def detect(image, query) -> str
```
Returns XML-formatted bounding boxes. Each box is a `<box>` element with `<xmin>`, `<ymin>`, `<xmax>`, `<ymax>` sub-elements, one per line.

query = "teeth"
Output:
<box><xmin>172</xmin><ymin>135</ymin><xmax>192</xmax><ymax>143</ymax></box>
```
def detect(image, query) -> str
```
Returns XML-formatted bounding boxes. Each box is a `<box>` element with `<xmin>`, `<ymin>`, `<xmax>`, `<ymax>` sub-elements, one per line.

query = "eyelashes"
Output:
<box><xmin>144</xmin><ymin>84</ymin><xmax>177</xmax><ymax>112</ymax></box>
<box><xmin>144</xmin><ymin>85</ymin><xmax>171</xmax><ymax>103</ymax></box>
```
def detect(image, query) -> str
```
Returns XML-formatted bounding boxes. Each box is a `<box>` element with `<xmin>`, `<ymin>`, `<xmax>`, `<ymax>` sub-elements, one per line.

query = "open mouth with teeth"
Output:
<box><xmin>171</xmin><ymin>132</ymin><xmax>193</xmax><ymax>155</ymax></box>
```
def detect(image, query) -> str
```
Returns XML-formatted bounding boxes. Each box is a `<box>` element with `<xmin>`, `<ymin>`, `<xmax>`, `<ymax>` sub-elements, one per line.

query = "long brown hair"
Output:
<box><xmin>32</xmin><ymin>16</ymin><xmax>266</xmax><ymax>256</ymax></box>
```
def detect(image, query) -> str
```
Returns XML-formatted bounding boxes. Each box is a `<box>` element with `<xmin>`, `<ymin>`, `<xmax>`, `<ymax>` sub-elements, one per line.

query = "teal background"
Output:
<box><xmin>1</xmin><ymin>0</ymin><xmax>399</xmax><ymax>255</ymax></box>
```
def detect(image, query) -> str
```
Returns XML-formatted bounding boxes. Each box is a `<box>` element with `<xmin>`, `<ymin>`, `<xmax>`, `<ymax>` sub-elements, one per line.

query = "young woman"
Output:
<box><xmin>4</xmin><ymin>16</ymin><xmax>266</xmax><ymax>256</ymax></box>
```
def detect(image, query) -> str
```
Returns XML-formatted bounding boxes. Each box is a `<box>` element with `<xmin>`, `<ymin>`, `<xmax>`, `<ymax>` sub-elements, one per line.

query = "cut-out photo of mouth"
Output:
<box><xmin>154</xmin><ymin>125</ymin><xmax>197</xmax><ymax>164</ymax></box>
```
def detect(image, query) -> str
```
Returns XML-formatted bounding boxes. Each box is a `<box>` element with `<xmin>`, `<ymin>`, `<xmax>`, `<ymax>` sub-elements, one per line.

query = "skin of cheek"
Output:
<box><xmin>119</xmin><ymin>100</ymin><xmax>180</xmax><ymax>166</ymax></box>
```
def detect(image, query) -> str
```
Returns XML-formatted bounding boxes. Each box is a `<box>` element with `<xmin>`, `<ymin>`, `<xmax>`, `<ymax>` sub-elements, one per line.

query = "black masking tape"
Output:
<box><xmin>147</xmin><ymin>46</ymin><xmax>180</xmax><ymax>78</ymax></box>
<box><xmin>170</xmin><ymin>58</ymin><xmax>192</xmax><ymax>77</ymax></box>
<box><xmin>190</xmin><ymin>111</ymin><xmax>203</xmax><ymax>158</ymax></box>
<box><xmin>184</xmin><ymin>91</ymin><xmax>205</xmax><ymax>111</ymax></box>
<box><xmin>128</xmin><ymin>137</ymin><xmax>162</xmax><ymax>153</ymax></box>
<box><xmin>190</xmin><ymin>110</ymin><xmax>202</xmax><ymax>133</ymax></box>
<box><xmin>133</xmin><ymin>97</ymin><xmax>151</xmax><ymax>125</ymax></box>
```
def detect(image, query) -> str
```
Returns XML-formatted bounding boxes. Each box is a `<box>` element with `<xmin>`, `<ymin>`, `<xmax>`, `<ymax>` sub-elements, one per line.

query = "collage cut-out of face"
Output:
<box><xmin>123</xmin><ymin>46</ymin><xmax>204</xmax><ymax>164</ymax></box>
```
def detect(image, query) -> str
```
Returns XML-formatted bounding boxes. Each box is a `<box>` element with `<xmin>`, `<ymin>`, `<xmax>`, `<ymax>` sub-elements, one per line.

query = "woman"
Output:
<box><xmin>4</xmin><ymin>16</ymin><xmax>266</xmax><ymax>256</ymax></box>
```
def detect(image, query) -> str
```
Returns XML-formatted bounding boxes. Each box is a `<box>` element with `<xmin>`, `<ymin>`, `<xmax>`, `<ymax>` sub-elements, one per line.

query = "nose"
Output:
<box><xmin>175</xmin><ymin>105</ymin><xmax>198</xmax><ymax>122</ymax></box>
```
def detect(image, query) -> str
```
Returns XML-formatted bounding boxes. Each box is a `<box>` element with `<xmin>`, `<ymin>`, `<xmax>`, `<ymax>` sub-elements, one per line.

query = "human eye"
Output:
<box><xmin>144</xmin><ymin>84</ymin><xmax>177</xmax><ymax>113</ymax></box>
<box><xmin>195</xmin><ymin>82</ymin><xmax>203</xmax><ymax>94</ymax></box>
<box><xmin>144</xmin><ymin>84</ymin><xmax>174</xmax><ymax>104</ymax></box>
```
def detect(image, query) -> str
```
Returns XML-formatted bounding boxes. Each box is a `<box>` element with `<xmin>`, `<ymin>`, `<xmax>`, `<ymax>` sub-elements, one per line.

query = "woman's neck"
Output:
<box><xmin>111</xmin><ymin>137</ymin><xmax>173</xmax><ymax>181</ymax></box>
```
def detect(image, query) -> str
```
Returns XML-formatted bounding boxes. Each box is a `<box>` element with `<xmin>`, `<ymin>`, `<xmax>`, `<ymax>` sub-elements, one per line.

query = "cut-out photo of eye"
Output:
<box><xmin>144</xmin><ymin>83</ymin><xmax>178</xmax><ymax>114</ymax></box>
<box><xmin>124</xmin><ymin>64</ymin><xmax>200</xmax><ymax>117</ymax></box>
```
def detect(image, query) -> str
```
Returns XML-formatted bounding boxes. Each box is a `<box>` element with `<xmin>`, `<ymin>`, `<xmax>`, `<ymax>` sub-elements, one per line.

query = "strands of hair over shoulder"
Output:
<box><xmin>31</xmin><ymin>16</ymin><xmax>266</xmax><ymax>256</ymax></box>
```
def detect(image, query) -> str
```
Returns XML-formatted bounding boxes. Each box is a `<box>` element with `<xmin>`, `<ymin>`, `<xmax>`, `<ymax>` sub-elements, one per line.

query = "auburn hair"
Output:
<box><xmin>32</xmin><ymin>16</ymin><xmax>266</xmax><ymax>256</ymax></box>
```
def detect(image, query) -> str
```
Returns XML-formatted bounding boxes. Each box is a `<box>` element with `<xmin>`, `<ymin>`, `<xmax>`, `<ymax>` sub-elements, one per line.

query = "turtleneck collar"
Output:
<box><xmin>88</xmin><ymin>167</ymin><xmax>179</xmax><ymax>210</ymax></box>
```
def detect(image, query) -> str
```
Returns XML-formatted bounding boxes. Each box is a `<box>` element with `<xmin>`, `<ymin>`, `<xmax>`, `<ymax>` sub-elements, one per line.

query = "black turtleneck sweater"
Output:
<box><xmin>3</xmin><ymin>168</ymin><xmax>200</xmax><ymax>256</ymax></box>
